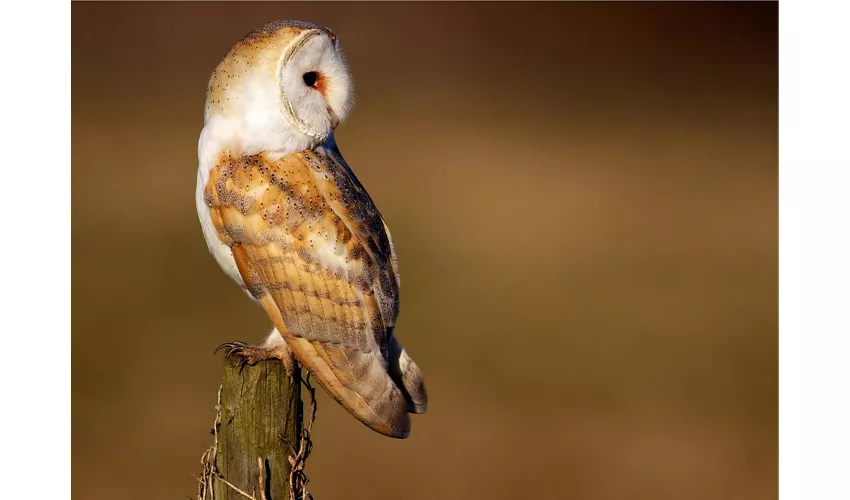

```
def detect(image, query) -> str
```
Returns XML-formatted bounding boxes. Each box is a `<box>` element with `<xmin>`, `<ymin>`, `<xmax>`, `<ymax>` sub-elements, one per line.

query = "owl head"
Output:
<box><xmin>202</xmin><ymin>21</ymin><xmax>353</xmax><ymax>158</ymax></box>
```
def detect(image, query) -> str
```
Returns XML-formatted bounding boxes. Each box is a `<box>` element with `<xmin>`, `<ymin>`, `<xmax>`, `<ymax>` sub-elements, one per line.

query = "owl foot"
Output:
<box><xmin>215</xmin><ymin>341</ymin><xmax>296</xmax><ymax>377</ymax></box>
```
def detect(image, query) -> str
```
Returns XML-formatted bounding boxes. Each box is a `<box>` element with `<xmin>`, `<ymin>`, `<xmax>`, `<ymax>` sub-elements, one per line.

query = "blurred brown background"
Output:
<box><xmin>72</xmin><ymin>2</ymin><xmax>777</xmax><ymax>499</ymax></box>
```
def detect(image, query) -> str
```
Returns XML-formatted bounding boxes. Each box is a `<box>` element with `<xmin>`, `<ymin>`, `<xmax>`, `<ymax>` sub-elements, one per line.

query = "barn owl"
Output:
<box><xmin>195</xmin><ymin>21</ymin><xmax>427</xmax><ymax>439</ymax></box>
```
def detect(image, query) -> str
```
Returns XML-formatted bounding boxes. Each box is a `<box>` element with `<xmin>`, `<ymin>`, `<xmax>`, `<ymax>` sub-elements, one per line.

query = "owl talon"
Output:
<box><xmin>215</xmin><ymin>340</ymin><xmax>287</xmax><ymax>371</ymax></box>
<box><xmin>214</xmin><ymin>341</ymin><xmax>245</xmax><ymax>356</ymax></box>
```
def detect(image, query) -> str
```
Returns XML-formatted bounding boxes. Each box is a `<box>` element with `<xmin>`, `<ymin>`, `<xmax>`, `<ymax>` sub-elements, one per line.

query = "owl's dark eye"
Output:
<box><xmin>303</xmin><ymin>72</ymin><xmax>318</xmax><ymax>87</ymax></box>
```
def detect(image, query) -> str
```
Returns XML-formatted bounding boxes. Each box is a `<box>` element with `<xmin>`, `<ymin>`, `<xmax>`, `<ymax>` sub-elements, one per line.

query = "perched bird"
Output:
<box><xmin>195</xmin><ymin>21</ymin><xmax>427</xmax><ymax>439</ymax></box>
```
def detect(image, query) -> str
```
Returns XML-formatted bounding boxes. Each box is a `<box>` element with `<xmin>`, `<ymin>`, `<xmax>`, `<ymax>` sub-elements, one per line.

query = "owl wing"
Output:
<box><xmin>204</xmin><ymin>147</ymin><xmax>419</xmax><ymax>438</ymax></box>
<box><xmin>316</xmin><ymin>142</ymin><xmax>427</xmax><ymax>414</ymax></box>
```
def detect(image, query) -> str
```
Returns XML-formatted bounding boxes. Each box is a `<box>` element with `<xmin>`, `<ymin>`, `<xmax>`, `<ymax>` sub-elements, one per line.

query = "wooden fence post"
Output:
<box><xmin>197</xmin><ymin>358</ymin><xmax>315</xmax><ymax>500</ymax></box>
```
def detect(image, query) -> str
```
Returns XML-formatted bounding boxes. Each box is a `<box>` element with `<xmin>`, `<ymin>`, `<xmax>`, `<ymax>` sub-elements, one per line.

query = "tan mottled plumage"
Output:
<box><xmin>204</xmin><ymin>142</ymin><xmax>425</xmax><ymax>438</ymax></box>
